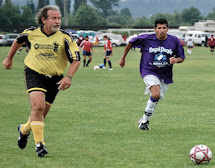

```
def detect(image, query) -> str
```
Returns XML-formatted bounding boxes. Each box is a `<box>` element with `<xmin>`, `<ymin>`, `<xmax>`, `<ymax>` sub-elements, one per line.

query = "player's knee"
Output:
<box><xmin>31</xmin><ymin>101</ymin><xmax>45</xmax><ymax>113</ymax></box>
<box><xmin>151</xmin><ymin>93</ymin><xmax>160</xmax><ymax>100</ymax></box>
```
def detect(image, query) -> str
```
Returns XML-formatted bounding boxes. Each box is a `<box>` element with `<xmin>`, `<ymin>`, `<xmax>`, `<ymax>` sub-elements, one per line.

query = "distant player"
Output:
<box><xmin>119</xmin><ymin>18</ymin><xmax>185</xmax><ymax>130</ymax></box>
<box><xmin>77</xmin><ymin>35</ymin><xmax>84</xmax><ymax>46</ymax></box>
<box><xmin>103</xmin><ymin>36</ymin><xmax>113</xmax><ymax>70</ymax></box>
<box><xmin>17</xmin><ymin>42</ymin><xmax>29</xmax><ymax>54</ymax></box>
<box><xmin>80</xmin><ymin>36</ymin><xmax>93</xmax><ymax>67</ymax></box>
<box><xmin>185</xmin><ymin>34</ymin><xmax>194</xmax><ymax>55</ymax></box>
<box><xmin>207</xmin><ymin>34</ymin><xmax>215</xmax><ymax>55</ymax></box>
<box><xmin>93</xmin><ymin>35</ymin><xmax>99</xmax><ymax>47</ymax></box>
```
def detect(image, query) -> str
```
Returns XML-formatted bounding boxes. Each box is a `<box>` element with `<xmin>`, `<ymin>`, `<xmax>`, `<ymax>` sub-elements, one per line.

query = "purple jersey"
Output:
<box><xmin>130</xmin><ymin>34</ymin><xmax>185</xmax><ymax>84</ymax></box>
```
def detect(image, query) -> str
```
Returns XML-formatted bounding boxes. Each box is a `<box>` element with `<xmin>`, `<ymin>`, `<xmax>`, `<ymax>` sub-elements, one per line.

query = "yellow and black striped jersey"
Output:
<box><xmin>17</xmin><ymin>27</ymin><xmax>81</xmax><ymax>76</ymax></box>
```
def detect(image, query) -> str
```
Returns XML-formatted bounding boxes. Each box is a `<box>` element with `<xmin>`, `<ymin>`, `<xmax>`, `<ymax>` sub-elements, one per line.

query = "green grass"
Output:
<box><xmin>1</xmin><ymin>45</ymin><xmax>215</xmax><ymax>168</ymax></box>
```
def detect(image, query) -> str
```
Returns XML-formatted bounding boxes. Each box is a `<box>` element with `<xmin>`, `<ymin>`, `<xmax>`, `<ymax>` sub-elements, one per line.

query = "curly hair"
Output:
<box><xmin>35</xmin><ymin>5</ymin><xmax>61</xmax><ymax>26</ymax></box>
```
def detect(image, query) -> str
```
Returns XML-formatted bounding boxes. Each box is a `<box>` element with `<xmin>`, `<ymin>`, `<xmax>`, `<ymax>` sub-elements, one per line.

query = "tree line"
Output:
<box><xmin>0</xmin><ymin>0</ymin><xmax>215</xmax><ymax>32</ymax></box>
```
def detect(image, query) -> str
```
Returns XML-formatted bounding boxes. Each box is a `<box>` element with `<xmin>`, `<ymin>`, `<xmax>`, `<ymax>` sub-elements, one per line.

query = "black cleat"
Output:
<box><xmin>35</xmin><ymin>142</ymin><xmax>48</xmax><ymax>157</ymax></box>
<box><xmin>17</xmin><ymin>124</ymin><xmax>30</xmax><ymax>149</ymax></box>
<box><xmin>138</xmin><ymin>119</ymin><xmax>150</xmax><ymax>130</ymax></box>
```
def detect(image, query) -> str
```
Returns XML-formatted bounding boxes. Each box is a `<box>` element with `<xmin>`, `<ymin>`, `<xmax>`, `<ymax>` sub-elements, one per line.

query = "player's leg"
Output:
<box><xmin>106</xmin><ymin>56</ymin><xmax>113</xmax><ymax>70</ymax></box>
<box><xmin>138</xmin><ymin>75</ymin><xmax>161</xmax><ymax>130</ymax></box>
<box><xmin>29</xmin><ymin>91</ymin><xmax>46</xmax><ymax>144</ymax></box>
<box><xmin>190</xmin><ymin>47</ymin><xmax>192</xmax><ymax>54</ymax></box>
<box><xmin>19</xmin><ymin>103</ymin><xmax>50</xmax><ymax>137</ymax></box>
<box><xmin>86</xmin><ymin>54</ymin><xmax>92</xmax><ymax>66</ymax></box>
<box><xmin>141</xmin><ymin>85</ymin><xmax>160</xmax><ymax>123</ymax></box>
<box><xmin>29</xmin><ymin>91</ymin><xmax>48</xmax><ymax>157</ymax></box>
<box><xmin>83</xmin><ymin>55</ymin><xmax>86</xmax><ymax>67</ymax></box>
<box><xmin>18</xmin><ymin>92</ymin><xmax>47</xmax><ymax>151</ymax></box>
<box><xmin>211</xmin><ymin>46</ymin><xmax>214</xmax><ymax>54</ymax></box>
<box><xmin>103</xmin><ymin>55</ymin><xmax>107</xmax><ymax>68</ymax></box>
<box><xmin>210</xmin><ymin>46</ymin><xmax>213</xmax><ymax>54</ymax></box>
<box><xmin>106</xmin><ymin>51</ymin><xmax>112</xmax><ymax>70</ymax></box>
<box><xmin>43</xmin><ymin>103</ymin><xmax>51</xmax><ymax>118</ymax></box>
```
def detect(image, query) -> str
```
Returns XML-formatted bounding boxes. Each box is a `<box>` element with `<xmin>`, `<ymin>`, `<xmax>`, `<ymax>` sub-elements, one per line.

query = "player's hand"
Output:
<box><xmin>169</xmin><ymin>57</ymin><xmax>176</xmax><ymax>64</ymax></box>
<box><xmin>119</xmin><ymin>58</ymin><xmax>125</xmax><ymax>68</ymax></box>
<box><xmin>2</xmin><ymin>57</ymin><xmax>13</xmax><ymax>70</ymax></box>
<box><xmin>57</xmin><ymin>76</ymin><xmax>72</xmax><ymax>91</ymax></box>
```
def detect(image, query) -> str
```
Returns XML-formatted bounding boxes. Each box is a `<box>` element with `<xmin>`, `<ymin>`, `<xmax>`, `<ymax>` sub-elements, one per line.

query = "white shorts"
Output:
<box><xmin>143</xmin><ymin>75</ymin><xmax>169</xmax><ymax>100</ymax></box>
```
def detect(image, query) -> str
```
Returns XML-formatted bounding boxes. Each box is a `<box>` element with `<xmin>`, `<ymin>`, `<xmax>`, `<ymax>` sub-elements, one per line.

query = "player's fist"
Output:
<box><xmin>2</xmin><ymin>57</ymin><xmax>13</xmax><ymax>70</ymax></box>
<box><xmin>169</xmin><ymin>57</ymin><xmax>176</xmax><ymax>64</ymax></box>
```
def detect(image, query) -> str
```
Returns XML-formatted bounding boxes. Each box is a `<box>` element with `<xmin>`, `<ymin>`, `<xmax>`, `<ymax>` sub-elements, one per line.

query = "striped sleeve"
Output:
<box><xmin>64</xmin><ymin>38</ymin><xmax>81</xmax><ymax>63</ymax></box>
<box><xmin>17</xmin><ymin>27</ymin><xmax>37</xmax><ymax>44</ymax></box>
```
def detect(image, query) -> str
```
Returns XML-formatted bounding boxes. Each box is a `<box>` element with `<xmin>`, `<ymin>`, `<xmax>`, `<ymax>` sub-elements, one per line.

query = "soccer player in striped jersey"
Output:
<box><xmin>103</xmin><ymin>36</ymin><xmax>113</xmax><ymax>70</ymax></box>
<box><xmin>80</xmin><ymin>36</ymin><xmax>93</xmax><ymax>67</ymax></box>
<box><xmin>207</xmin><ymin>34</ymin><xmax>215</xmax><ymax>55</ymax></box>
<box><xmin>2</xmin><ymin>5</ymin><xmax>81</xmax><ymax>157</ymax></box>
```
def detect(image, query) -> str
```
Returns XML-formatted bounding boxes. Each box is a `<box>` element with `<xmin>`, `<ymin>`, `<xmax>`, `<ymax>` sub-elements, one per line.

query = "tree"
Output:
<box><xmin>27</xmin><ymin>0</ymin><xmax>35</xmax><ymax>14</ymax></box>
<box><xmin>207</xmin><ymin>7</ymin><xmax>215</xmax><ymax>20</ymax></box>
<box><xmin>133</xmin><ymin>16</ymin><xmax>151</xmax><ymax>27</ymax></box>
<box><xmin>181</xmin><ymin>6</ymin><xmax>203</xmax><ymax>25</ymax></box>
<box><xmin>73</xmin><ymin>0</ymin><xmax>87</xmax><ymax>15</ymax></box>
<box><xmin>71</xmin><ymin>4</ymin><xmax>106</xmax><ymax>27</ymax></box>
<box><xmin>89</xmin><ymin>0</ymin><xmax>119</xmax><ymax>18</ymax></box>
<box><xmin>0</xmin><ymin>1</ymin><xmax>21</xmax><ymax>26</ymax></box>
<box><xmin>120</xmin><ymin>8</ymin><xmax>131</xmax><ymax>17</ymax></box>
<box><xmin>21</xmin><ymin>6</ymin><xmax>35</xmax><ymax>25</ymax></box>
<box><xmin>107</xmin><ymin>15</ymin><xmax>133</xmax><ymax>26</ymax></box>
<box><xmin>0</xmin><ymin>0</ymin><xmax>3</xmax><ymax>7</ymax></box>
<box><xmin>37</xmin><ymin>0</ymin><xmax>49</xmax><ymax>12</ymax></box>
<box><xmin>55</xmin><ymin>0</ymin><xmax>71</xmax><ymax>17</ymax></box>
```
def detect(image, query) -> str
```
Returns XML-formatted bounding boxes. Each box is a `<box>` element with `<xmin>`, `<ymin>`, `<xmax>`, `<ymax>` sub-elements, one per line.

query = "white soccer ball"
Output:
<box><xmin>93</xmin><ymin>65</ymin><xmax>100</xmax><ymax>70</ymax></box>
<box><xmin>190</xmin><ymin>144</ymin><xmax>212</xmax><ymax>164</ymax></box>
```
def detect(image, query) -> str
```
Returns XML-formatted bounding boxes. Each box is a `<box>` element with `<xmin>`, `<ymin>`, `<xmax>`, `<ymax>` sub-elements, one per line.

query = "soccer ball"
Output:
<box><xmin>190</xmin><ymin>144</ymin><xmax>212</xmax><ymax>164</ymax></box>
<box><xmin>93</xmin><ymin>65</ymin><xmax>100</xmax><ymax>70</ymax></box>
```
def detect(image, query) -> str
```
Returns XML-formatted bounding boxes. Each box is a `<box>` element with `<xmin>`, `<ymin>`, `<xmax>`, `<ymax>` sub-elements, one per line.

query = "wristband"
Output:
<box><xmin>65</xmin><ymin>75</ymin><xmax>72</xmax><ymax>79</ymax></box>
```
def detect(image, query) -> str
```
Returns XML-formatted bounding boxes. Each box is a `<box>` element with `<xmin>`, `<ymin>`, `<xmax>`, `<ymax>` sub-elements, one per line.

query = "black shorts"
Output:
<box><xmin>210</xmin><ymin>46</ymin><xmax>215</xmax><ymax>49</ymax></box>
<box><xmin>105</xmin><ymin>51</ymin><xmax>112</xmax><ymax>57</ymax></box>
<box><xmin>24</xmin><ymin>67</ymin><xmax>63</xmax><ymax>105</ymax></box>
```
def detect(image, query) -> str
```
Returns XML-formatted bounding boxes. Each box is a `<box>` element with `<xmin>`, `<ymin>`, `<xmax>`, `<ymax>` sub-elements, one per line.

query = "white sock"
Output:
<box><xmin>142</xmin><ymin>98</ymin><xmax>158</xmax><ymax>122</ymax></box>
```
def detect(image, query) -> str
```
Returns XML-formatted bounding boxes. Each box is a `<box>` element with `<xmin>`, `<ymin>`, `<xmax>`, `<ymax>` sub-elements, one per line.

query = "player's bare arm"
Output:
<box><xmin>2</xmin><ymin>39</ymin><xmax>23</xmax><ymax>69</ymax></box>
<box><xmin>169</xmin><ymin>57</ymin><xmax>184</xmax><ymax>64</ymax></box>
<box><xmin>57</xmin><ymin>60</ymin><xmax>80</xmax><ymax>90</ymax></box>
<box><xmin>119</xmin><ymin>43</ymin><xmax>133</xmax><ymax>68</ymax></box>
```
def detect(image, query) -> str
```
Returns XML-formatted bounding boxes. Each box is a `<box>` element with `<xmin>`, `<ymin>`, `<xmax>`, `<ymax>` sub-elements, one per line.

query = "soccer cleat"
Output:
<box><xmin>17</xmin><ymin>124</ymin><xmax>30</xmax><ymax>149</ymax></box>
<box><xmin>138</xmin><ymin>118</ymin><xmax>150</xmax><ymax>130</ymax></box>
<box><xmin>35</xmin><ymin>142</ymin><xmax>48</xmax><ymax>157</ymax></box>
<box><xmin>108</xmin><ymin>68</ymin><xmax>113</xmax><ymax>71</ymax></box>
<box><xmin>102</xmin><ymin>66</ymin><xmax>106</xmax><ymax>69</ymax></box>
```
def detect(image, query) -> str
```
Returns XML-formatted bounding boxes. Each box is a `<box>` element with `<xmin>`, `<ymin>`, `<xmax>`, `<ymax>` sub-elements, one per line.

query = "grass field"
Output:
<box><xmin>0</xmin><ymin>45</ymin><xmax>215</xmax><ymax>168</ymax></box>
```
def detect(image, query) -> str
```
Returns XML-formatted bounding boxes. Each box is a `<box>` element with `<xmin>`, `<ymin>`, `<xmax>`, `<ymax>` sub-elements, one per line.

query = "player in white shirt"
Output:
<box><xmin>186</xmin><ymin>34</ymin><xmax>194</xmax><ymax>55</ymax></box>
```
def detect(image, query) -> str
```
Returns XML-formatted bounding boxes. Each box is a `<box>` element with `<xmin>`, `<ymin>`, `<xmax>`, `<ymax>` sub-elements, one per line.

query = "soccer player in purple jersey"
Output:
<box><xmin>119</xmin><ymin>18</ymin><xmax>185</xmax><ymax>130</ymax></box>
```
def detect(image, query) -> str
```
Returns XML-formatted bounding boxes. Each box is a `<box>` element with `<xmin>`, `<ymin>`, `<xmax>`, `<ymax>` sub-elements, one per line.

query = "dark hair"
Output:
<box><xmin>154</xmin><ymin>18</ymin><xmax>168</xmax><ymax>28</ymax></box>
<box><xmin>103</xmin><ymin>35</ymin><xmax>108</xmax><ymax>38</ymax></box>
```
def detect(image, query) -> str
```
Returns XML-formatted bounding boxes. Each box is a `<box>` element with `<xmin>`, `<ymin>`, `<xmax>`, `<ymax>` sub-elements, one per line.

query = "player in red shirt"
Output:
<box><xmin>207</xmin><ymin>34</ymin><xmax>215</xmax><ymax>55</ymax></box>
<box><xmin>80</xmin><ymin>36</ymin><xmax>93</xmax><ymax>67</ymax></box>
<box><xmin>103</xmin><ymin>36</ymin><xmax>113</xmax><ymax>70</ymax></box>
